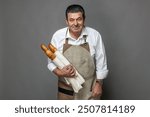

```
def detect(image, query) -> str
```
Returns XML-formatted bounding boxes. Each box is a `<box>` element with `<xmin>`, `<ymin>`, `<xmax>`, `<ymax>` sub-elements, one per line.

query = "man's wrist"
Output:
<box><xmin>53</xmin><ymin>67</ymin><xmax>63</xmax><ymax>77</ymax></box>
<box><xmin>96</xmin><ymin>79</ymin><xmax>103</xmax><ymax>85</ymax></box>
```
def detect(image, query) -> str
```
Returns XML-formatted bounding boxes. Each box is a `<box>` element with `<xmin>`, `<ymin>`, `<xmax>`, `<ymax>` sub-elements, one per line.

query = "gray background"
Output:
<box><xmin>0</xmin><ymin>0</ymin><xmax>150</xmax><ymax>99</ymax></box>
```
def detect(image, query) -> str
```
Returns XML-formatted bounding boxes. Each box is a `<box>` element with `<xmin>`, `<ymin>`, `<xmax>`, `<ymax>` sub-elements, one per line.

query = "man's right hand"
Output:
<box><xmin>53</xmin><ymin>65</ymin><xmax>76</xmax><ymax>78</ymax></box>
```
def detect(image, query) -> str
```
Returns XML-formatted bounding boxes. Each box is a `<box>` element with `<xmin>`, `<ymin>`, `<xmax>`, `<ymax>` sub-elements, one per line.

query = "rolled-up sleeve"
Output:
<box><xmin>47</xmin><ymin>34</ymin><xmax>58</xmax><ymax>72</ymax></box>
<box><xmin>47</xmin><ymin>58</ymin><xmax>57</xmax><ymax>72</ymax></box>
<box><xmin>95</xmin><ymin>33</ymin><xmax>108</xmax><ymax>79</ymax></box>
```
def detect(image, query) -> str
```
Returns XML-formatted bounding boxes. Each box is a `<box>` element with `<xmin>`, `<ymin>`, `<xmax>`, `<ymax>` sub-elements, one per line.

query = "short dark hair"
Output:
<box><xmin>65</xmin><ymin>4</ymin><xmax>85</xmax><ymax>20</ymax></box>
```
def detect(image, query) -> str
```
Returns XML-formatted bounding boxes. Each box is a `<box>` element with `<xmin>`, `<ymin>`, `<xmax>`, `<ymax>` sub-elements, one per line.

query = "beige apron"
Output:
<box><xmin>58</xmin><ymin>36</ymin><xmax>100</xmax><ymax>100</ymax></box>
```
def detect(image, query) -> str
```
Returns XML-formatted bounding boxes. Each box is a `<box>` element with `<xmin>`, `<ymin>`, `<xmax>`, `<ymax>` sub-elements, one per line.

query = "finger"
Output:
<box><xmin>62</xmin><ymin>66</ymin><xmax>72</xmax><ymax>74</ymax></box>
<box><xmin>91</xmin><ymin>92</ymin><xmax>96</xmax><ymax>98</ymax></box>
<box><xmin>69</xmin><ymin>67</ymin><xmax>75</xmax><ymax>73</ymax></box>
<box><xmin>67</xmin><ymin>68</ymin><xmax>75</xmax><ymax>75</ymax></box>
<box><xmin>63</xmin><ymin>64</ymin><xmax>71</xmax><ymax>70</ymax></box>
<box><xmin>70</xmin><ymin>72</ymin><xmax>75</xmax><ymax>77</ymax></box>
<box><xmin>65</xmin><ymin>65</ymin><xmax>70</xmax><ymax>70</ymax></box>
<box><xmin>91</xmin><ymin>89</ymin><xmax>99</xmax><ymax>98</ymax></box>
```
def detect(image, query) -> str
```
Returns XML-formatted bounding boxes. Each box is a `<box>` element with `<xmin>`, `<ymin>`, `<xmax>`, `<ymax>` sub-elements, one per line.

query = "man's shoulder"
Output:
<box><xmin>85</xmin><ymin>27</ymin><xmax>101</xmax><ymax>36</ymax></box>
<box><xmin>53</xmin><ymin>27</ymin><xmax>67</xmax><ymax>36</ymax></box>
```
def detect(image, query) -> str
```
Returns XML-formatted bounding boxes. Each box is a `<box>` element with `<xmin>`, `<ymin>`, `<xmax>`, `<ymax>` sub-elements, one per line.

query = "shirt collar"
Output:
<box><xmin>66</xmin><ymin>27</ymin><xmax>88</xmax><ymax>40</ymax></box>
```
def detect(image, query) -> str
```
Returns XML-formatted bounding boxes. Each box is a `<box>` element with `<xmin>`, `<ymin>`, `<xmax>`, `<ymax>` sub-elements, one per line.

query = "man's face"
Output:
<box><xmin>66</xmin><ymin>12</ymin><xmax>84</xmax><ymax>35</ymax></box>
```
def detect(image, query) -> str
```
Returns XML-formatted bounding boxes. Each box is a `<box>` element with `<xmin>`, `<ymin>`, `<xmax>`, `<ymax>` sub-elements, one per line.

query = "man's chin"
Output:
<box><xmin>72</xmin><ymin>29</ymin><xmax>82</xmax><ymax>33</ymax></box>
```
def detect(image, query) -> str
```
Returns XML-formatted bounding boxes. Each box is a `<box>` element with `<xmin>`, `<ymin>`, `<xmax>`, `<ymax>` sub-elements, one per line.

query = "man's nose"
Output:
<box><xmin>74</xmin><ymin>20</ymin><xmax>78</xmax><ymax>25</ymax></box>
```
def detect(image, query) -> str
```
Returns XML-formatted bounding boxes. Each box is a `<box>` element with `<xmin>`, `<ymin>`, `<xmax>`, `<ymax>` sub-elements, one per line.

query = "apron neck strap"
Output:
<box><xmin>65</xmin><ymin>38</ymin><xmax>69</xmax><ymax>44</ymax></box>
<box><xmin>83</xmin><ymin>35</ymin><xmax>87</xmax><ymax>43</ymax></box>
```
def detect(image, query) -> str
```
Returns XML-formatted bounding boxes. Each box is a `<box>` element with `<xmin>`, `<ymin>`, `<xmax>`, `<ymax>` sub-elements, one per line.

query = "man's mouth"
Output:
<box><xmin>72</xmin><ymin>26</ymin><xmax>80</xmax><ymax>30</ymax></box>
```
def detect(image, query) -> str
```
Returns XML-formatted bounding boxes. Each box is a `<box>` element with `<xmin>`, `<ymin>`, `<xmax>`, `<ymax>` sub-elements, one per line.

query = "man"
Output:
<box><xmin>47</xmin><ymin>4</ymin><xmax>108</xmax><ymax>100</ymax></box>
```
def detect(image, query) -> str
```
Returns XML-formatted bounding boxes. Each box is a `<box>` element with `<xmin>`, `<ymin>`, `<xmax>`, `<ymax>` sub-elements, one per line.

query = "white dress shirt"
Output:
<box><xmin>47</xmin><ymin>27</ymin><xmax>108</xmax><ymax>79</ymax></box>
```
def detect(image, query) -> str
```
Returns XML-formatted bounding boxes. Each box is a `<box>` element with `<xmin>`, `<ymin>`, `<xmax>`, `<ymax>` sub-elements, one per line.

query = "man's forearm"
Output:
<box><xmin>53</xmin><ymin>67</ymin><xmax>63</xmax><ymax>77</ymax></box>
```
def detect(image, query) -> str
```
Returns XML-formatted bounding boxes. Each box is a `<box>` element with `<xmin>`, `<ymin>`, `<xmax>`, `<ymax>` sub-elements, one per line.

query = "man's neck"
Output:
<box><xmin>69</xmin><ymin>30</ymin><xmax>81</xmax><ymax>39</ymax></box>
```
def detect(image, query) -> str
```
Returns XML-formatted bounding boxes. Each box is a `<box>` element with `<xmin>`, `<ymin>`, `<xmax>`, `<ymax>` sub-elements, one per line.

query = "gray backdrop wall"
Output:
<box><xmin>0</xmin><ymin>0</ymin><xmax>3</xmax><ymax>99</ymax></box>
<box><xmin>1</xmin><ymin>0</ymin><xmax>150</xmax><ymax>99</ymax></box>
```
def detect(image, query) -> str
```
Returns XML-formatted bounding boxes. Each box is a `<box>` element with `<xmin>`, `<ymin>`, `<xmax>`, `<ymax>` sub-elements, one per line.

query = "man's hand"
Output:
<box><xmin>91</xmin><ymin>80</ymin><xmax>103</xmax><ymax>98</ymax></box>
<box><xmin>53</xmin><ymin>65</ymin><xmax>76</xmax><ymax>78</ymax></box>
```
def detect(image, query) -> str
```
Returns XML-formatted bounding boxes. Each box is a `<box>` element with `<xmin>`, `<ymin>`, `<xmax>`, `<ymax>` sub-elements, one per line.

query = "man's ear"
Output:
<box><xmin>65</xmin><ymin>19</ymin><xmax>68</xmax><ymax>25</ymax></box>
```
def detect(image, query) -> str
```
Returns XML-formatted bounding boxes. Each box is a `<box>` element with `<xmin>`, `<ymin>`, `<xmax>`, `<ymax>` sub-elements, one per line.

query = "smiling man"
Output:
<box><xmin>47</xmin><ymin>4</ymin><xmax>108</xmax><ymax>100</ymax></box>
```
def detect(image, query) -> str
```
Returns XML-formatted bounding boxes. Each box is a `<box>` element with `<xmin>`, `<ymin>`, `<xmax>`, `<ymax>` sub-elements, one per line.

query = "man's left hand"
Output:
<box><xmin>91</xmin><ymin>81</ymin><xmax>103</xmax><ymax>98</ymax></box>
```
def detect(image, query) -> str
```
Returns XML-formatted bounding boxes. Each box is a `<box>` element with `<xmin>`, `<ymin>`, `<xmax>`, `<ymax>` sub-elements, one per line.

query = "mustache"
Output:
<box><xmin>72</xmin><ymin>25</ymin><xmax>80</xmax><ymax>27</ymax></box>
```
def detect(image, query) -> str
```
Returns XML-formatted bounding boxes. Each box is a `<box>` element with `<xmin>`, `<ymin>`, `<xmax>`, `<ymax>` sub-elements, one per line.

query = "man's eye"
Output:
<box><xmin>69</xmin><ymin>19</ymin><xmax>74</xmax><ymax>22</ymax></box>
<box><xmin>78</xmin><ymin>19</ymin><xmax>82</xmax><ymax>21</ymax></box>
<box><xmin>77</xmin><ymin>18</ymin><xmax>83</xmax><ymax>21</ymax></box>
